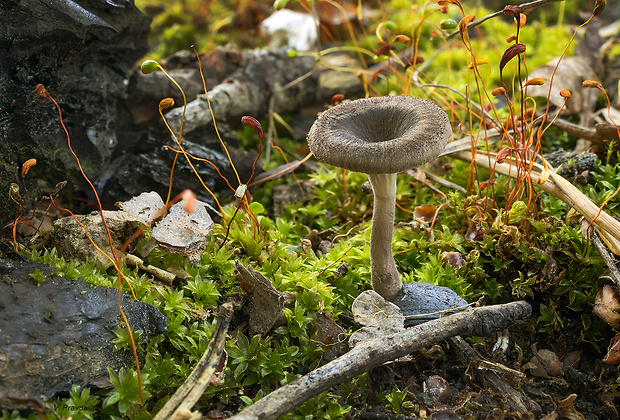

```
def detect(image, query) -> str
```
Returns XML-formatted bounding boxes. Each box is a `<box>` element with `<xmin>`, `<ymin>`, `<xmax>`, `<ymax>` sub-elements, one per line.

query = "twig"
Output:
<box><xmin>411</xmin><ymin>0</ymin><xmax>564</xmax><ymax>83</ymax></box>
<box><xmin>580</xmin><ymin>219</ymin><xmax>620</xmax><ymax>287</ymax></box>
<box><xmin>444</xmin><ymin>0</ymin><xmax>565</xmax><ymax>42</ymax></box>
<box><xmin>448</xmin><ymin>336</ymin><xmax>540</xmax><ymax>413</ymax></box>
<box><xmin>227</xmin><ymin>301</ymin><xmax>531</xmax><ymax>420</ymax></box>
<box><xmin>546</xmin><ymin>116</ymin><xmax>620</xmax><ymax>144</ymax></box>
<box><xmin>154</xmin><ymin>303</ymin><xmax>233</xmax><ymax>420</ymax></box>
<box><xmin>124</xmin><ymin>254</ymin><xmax>176</xmax><ymax>286</ymax></box>
<box><xmin>356</xmin><ymin>414</ymin><xmax>416</xmax><ymax>420</ymax></box>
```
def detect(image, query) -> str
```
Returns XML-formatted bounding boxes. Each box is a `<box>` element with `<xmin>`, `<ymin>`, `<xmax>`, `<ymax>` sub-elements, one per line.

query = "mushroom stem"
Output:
<box><xmin>367</xmin><ymin>173</ymin><xmax>402</xmax><ymax>301</ymax></box>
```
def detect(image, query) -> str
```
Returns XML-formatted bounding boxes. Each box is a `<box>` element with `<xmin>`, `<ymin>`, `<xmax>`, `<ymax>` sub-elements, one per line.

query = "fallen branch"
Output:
<box><xmin>228</xmin><ymin>301</ymin><xmax>531</xmax><ymax>420</ymax></box>
<box><xmin>443</xmin><ymin>0</ymin><xmax>565</xmax><ymax>42</ymax></box>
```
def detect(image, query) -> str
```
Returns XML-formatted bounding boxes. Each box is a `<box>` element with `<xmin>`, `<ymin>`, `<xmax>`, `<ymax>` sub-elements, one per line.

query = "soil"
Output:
<box><xmin>351</xmin><ymin>328</ymin><xmax>620</xmax><ymax>419</ymax></box>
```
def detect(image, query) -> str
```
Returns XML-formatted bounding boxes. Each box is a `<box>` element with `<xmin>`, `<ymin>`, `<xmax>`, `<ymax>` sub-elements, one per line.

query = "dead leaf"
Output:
<box><xmin>414</xmin><ymin>204</ymin><xmax>438</xmax><ymax>223</ymax></box>
<box><xmin>118</xmin><ymin>191</ymin><xmax>165</xmax><ymax>226</ymax></box>
<box><xmin>349</xmin><ymin>290</ymin><xmax>404</xmax><ymax>346</ymax></box>
<box><xmin>603</xmin><ymin>333</ymin><xmax>620</xmax><ymax>364</ymax></box>
<box><xmin>210</xmin><ymin>350</ymin><xmax>228</xmax><ymax>387</ymax></box>
<box><xmin>465</xmin><ymin>221</ymin><xmax>485</xmax><ymax>240</ymax></box>
<box><xmin>311</xmin><ymin>313</ymin><xmax>347</xmax><ymax>360</ymax></box>
<box><xmin>526</xmin><ymin>346</ymin><xmax>563</xmax><ymax>378</ymax></box>
<box><xmin>441</xmin><ymin>252</ymin><xmax>464</xmax><ymax>268</ymax></box>
<box><xmin>556</xmin><ymin>394</ymin><xmax>586</xmax><ymax>420</ymax></box>
<box><xmin>144</xmin><ymin>199</ymin><xmax>214</xmax><ymax>265</ymax></box>
<box><xmin>593</xmin><ymin>284</ymin><xmax>620</xmax><ymax>329</ymax></box>
<box><xmin>235</xmin><ymin>260</ymin><xmax>285</xmax><ymax>336</ymax></box>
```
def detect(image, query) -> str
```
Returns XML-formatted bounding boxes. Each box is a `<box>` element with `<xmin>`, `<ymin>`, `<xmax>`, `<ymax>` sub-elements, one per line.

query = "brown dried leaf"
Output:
<box><xmin>209</xmin><ymin>350</ymin><xmax>228</xmax><ymax>387</ymax></box>
<box><xmin>349</xmin><ymin>290</ymin><xmax>404</xmax><ymax>346</ymax></box>
<box><xmin>593</xmin><ymin>284</ymin><xmax>620</xmax><ymax>329</ymax></box>
<box><xmin>414</xmin><ymin>204</ymin><xmax>438</xmax><ymax>223</ymax></box>
<box><xmin>235</xmin><ymin>260</ymin><xmax>285</xmax><ymax>336</ymax></box>
<box><xmin>465</xmin><ymin>221</ymin><xmax>485</xmax><ymax>240</ymax></box>
<box><xmin>556</xmin><ymin>394</ymin><xmax>586</xmax><ymax>419</ymax></box>
<box><xmin>603</xmin><ymin>333</ymin><xmax>620</xmax><ymax>364</ymax></box>
<box><xmin>442</xmin><ymin>252</ymin><xmax>464</xmax><ymax>268</ymax></box>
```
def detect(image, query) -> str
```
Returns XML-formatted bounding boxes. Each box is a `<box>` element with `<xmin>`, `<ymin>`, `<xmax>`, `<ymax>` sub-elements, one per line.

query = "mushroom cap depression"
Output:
<box><xmin>307</xmin><ymin>96</ymin><xmax>452</xmax><ymax>174</ymax></box>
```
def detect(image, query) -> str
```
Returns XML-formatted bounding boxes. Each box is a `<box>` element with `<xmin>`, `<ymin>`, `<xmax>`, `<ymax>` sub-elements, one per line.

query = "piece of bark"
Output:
<box><xmin>448</xmin><ymin>336</ymin><xmax>541</xmax><ymax>413</ymax></box>
<box><xmin>226</xmin><ymin>301</ymin><xmax>531</xmax><ymax>420</ymax></box>
<box><xmin>165</xmin><ymin>50</ymin><xmax>363</xmax><ymax>135</ymax></box>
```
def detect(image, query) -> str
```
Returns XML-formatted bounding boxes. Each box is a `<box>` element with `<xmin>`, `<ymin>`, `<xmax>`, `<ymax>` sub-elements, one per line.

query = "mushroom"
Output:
<box><xmin>307</xmin><ymin>96</ymin><xmax>452</xmax><ymax>301</ymax></box>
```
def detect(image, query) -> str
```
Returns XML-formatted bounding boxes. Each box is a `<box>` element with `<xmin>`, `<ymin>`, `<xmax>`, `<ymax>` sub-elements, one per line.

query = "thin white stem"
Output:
<box><xmin>367</xmin><ymin>173</ymin><xmax>402</xmax><ymax>301</ymax></box>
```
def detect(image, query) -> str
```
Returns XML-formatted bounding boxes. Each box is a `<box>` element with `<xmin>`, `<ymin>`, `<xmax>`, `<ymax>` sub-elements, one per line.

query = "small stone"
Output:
<box><xmin>393</xmin><ymin>282</ymin><xmax>469</xmax><ymax>327</ymax></box>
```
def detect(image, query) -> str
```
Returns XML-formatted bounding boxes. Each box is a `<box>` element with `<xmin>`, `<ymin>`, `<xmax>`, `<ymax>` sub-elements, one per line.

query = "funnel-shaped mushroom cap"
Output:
<box><xmin>307</xmin><ymin>96</ymin><xmax>452</xmax><ymax>174</ymax></box>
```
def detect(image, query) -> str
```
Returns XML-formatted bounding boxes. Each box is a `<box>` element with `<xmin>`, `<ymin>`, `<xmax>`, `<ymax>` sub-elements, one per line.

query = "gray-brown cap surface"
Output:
<box><xmin>307</xmin><ymin>96</ymin><xmax>452</xmax><ymax>174</ymax></box>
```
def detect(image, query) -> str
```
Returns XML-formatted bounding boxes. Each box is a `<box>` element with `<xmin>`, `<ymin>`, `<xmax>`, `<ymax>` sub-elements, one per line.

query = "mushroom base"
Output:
<box><xmin>368</xmin><ymin>173</ymin><xmax>403</xmax><ymax>301</ymax></box>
